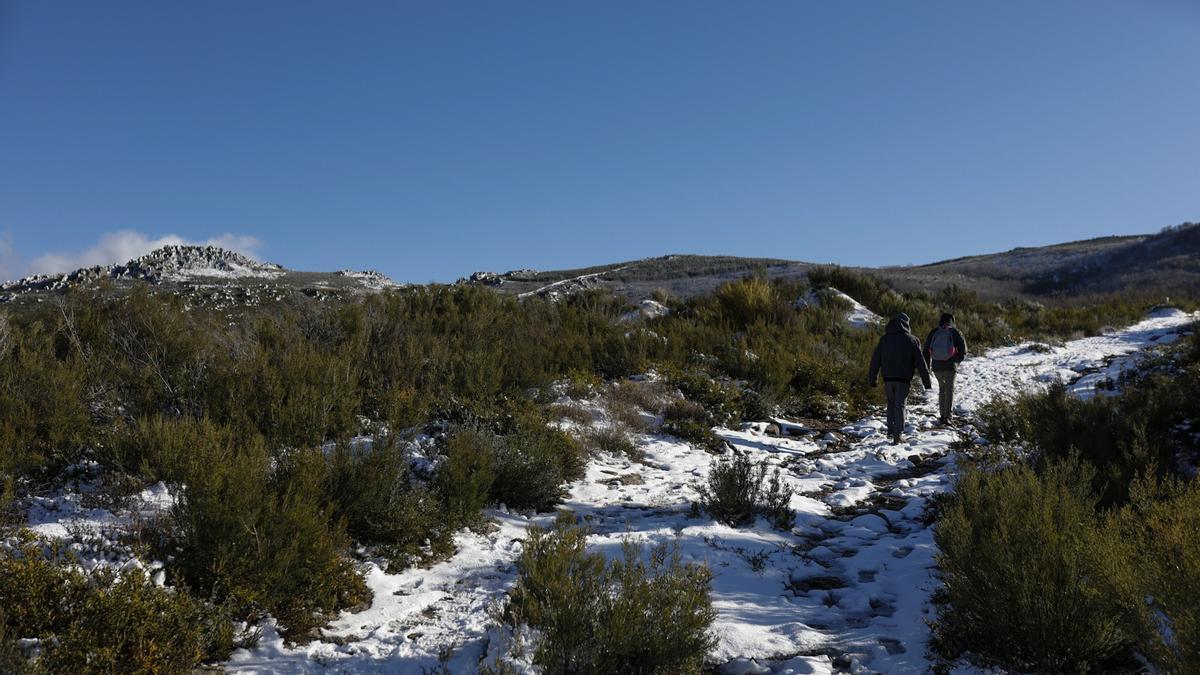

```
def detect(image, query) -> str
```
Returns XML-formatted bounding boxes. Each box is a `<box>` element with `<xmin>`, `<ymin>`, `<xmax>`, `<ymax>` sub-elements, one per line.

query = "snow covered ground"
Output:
<box><xmin>18</xmin><ymin>308</ymin><xmax>1197</xmax><ymax>674</ymax></box>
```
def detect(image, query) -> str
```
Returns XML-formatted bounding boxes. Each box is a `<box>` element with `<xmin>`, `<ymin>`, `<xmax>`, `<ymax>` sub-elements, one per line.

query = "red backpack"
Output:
<box><xmin>930</xmin><ymin>327</ymin><xmax>957</xmax><ymax>361</ymax></box>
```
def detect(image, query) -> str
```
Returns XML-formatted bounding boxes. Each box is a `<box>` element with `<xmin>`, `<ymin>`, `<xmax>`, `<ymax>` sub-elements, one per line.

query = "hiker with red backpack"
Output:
<box><xmin>925</xmin><ymin>312</ymin><xmax>968</xmax><ymax>425</ymax></box>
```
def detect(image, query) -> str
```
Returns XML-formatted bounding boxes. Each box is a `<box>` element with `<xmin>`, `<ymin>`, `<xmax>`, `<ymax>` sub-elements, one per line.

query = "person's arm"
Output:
<box><xmin>954</xmin><ymin>328</ymin><xmax>967</xmax><ymax>364</ymax></box>
<box><xmin>914</xmin><ymin>339</ymin><xmax>932</xmax><ymax>388</ymax></box>
<box><xmin>869</xmin><ymin>341</ymin><xmax>882</xmax><ymax>386</ymax></box>
<box><xmin>924</xmin><ymin>329</ymin><xmax>934</xmax><ymax>363</ymax></box>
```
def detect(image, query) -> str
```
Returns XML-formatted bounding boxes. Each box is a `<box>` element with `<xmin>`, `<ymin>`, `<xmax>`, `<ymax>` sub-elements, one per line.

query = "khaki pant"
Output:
<box><xmin>935</xmin><ymin>369</ymin><xmax>956</xmax><ymax>421</ymax></box>
<box><xmin>884</xmin><ymin>381</ymin><xmax>910</xmax><ymax>439</ymax></box>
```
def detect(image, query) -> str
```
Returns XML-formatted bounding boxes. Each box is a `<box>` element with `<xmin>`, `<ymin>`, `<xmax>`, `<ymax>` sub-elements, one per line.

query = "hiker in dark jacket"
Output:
<box><xmin>924</xmin><ymin>312</ymin><xmax>967</xmax><ymax>425</ymax></box>
<box><xmin>869</xmin><ymin>313</ymin><xmax>933</xmax><ymax>445</ymax></box>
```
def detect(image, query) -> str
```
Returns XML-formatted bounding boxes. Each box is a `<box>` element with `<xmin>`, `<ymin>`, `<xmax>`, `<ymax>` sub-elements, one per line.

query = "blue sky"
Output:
<box><xmin>1</xmin><ymin>1</ymin><xmax>1197</xmax><ymax>283</ymax></box>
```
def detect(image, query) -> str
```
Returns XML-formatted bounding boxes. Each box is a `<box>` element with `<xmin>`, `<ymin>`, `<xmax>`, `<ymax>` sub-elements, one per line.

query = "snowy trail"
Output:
<box><xmin>516</xmin><ymin>265</ymin><xmax>630</xmax><ymax>299</ymax></box>
<box><xmin>216</xmin><ymin>309</ymin><xmax>1195</xmax><ymax>673</ymax></box>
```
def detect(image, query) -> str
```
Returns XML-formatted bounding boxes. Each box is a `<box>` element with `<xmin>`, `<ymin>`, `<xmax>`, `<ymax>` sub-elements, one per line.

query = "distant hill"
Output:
<box><xmin>0</xmin><ymin>245</ymin><xmax>402</xmax><ymax>310</ymax></box>
<box><xmin>459</xmin><ymin>255</ymin><xmax>812</xmax><ymax>301</ymax></box>
<box><xmin>871</xmin><ymin>224</ymin><xmax>1199</xmax><ymax>299</ymax></box>
<box><xmin>463</xmin><ymin>223</ymin><xmax>1200</xmax><ymax>301</ymax></box>
<box><xmin>4</xmin><ymin>223</ymin><xmax>1197</xmax><ymax>310</ymax></box>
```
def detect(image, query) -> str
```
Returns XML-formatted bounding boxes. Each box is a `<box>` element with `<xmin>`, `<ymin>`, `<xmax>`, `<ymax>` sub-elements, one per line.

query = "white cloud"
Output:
<box><xmin>26</xmin><ymin>230</ymin><xmax>264</xmax><ymax>276</ymax></box>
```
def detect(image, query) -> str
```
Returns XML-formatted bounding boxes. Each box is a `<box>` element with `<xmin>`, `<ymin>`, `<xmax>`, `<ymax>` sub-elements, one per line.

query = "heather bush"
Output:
<box><xmin>974</xmin><ymin>395</ymin><xmax>1024</xmax><ymax>445</ymax></box>
<box><xmin>988</xmin><ymin>371</ymin><xmax>1194</xmax><ymax>506</ymax></box>
<box><xmin>0</xmin><ymin>535</ymin><xmax>238</xmax><ymax>673</ymax></box>
<box><xmin>660</xmin><ymin>399</ymin><xmax>724</xmax><ymax>452</ymax></box>
<box><xmin>934</xmin><ymin>458</ymin><xmax>1136</xmax><ymax>672</ymax></box>
<box><xmin>1119</xmin><ymin>475</ymin><xmax>1200</xmax><ymax>672</ymax></box>
<box><xmin>324</xmin><ymin>437</ymin><xmax>455</xmax><ymax>570</ymax></box>
<box><xmin>504</xmin><ymin>522</ymin><xmax>716</xmax><ymax>674</ymax></box>
<box><xmin>0</xmin><ymin>316</ymin><xmax>90</xmax><ymax>474</ymax></box>
<box><xmin>435</xmin><ymin>426</ymin><xmax>497</xmax><ymax>529</ymax></box>
<box><xmin>489</xmin><ymin>408</ymin><xmax>585</xmax><ymax>511</ymax></box>
<box><xmin>699</xmin><ymin>452</ymin><xmax>795</xmax><ymax>529</ymax></box>
<box><xmin>103</xmin><ymin>415</ymin><xmax>243</xmax><ymax>484</ymax></box>
<box><xmin>170</xmin><ymin>442</ymin><xmax>370</xmax><ymax>640</ymax></box>
<box><xmin>667</xmin><ymin>369</ymin><xmax>745</xmax><ymax>426</ymax></box>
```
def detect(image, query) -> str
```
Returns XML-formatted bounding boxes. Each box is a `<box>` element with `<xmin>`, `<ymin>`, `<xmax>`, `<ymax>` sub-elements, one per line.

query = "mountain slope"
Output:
<box><xmin>873</xmin><ymin>224</ymin><xmax>1200</xmax><ymax>298</ymax></box>
<box><xmin>463</xmin><ymin>223</ymin><xmax>1200</xmax><ymax>301</ymax></box>
<box><xmin>0</xmin><ymin>245</ymin><xmax>402</xmax><ymax>310</ymax></box>
<box><xmin>4</xmin><ymin>222</ymin><xmax>1197</xmax><ymax>309</ymax></box>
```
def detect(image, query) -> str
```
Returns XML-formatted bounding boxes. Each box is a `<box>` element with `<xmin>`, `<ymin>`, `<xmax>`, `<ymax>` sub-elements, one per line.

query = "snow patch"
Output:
<box><xmin>797</xmin><ymin>288</ymin><xmax>882</xmax><ymax>328</ymax></box>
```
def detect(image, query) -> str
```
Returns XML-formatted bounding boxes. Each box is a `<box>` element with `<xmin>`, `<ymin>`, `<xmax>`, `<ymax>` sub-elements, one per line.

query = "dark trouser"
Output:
<box><xmin>935</xmin><ymin>369</ymin><xmax>956</xmax><ymax>421</ymax></box>
<box><xmin>884</xmin><ymin>381</ymin><xmax>910</xmax><ymax>439</ymax></box>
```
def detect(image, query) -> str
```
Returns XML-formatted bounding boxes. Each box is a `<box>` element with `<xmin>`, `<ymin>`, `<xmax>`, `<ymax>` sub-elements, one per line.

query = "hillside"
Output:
<box><xmin>463</xmin><ymin>223</ymin><xmax>1200</xmax><ymax>301</ymax></box>
<box><xmin>873</xmin><ymin>223</ymin><xmax>1200</xmax><ymax>298</ymax></box>
<box><xmin>4</xmin><ymin>224</ymin><xmax>1197</xmax><ymax>310</ymax></box>
<box><xmin>20</xmin><ymin>307</ymin><xmax>1199</xmax><ymax>673</ymax></box>
<box><xmin>0</xmin><ymin>245</ymin><xmax>402</xmax><ymax>311</ymax></box>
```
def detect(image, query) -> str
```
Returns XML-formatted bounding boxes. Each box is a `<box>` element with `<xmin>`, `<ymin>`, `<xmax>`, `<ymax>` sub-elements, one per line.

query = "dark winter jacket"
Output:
<box><xmin>924</xmin><ymin>315</ymin><xmax>968</xmax><ymax>372</ymax></box>
<box><xmin>869</xmin><ymin>315</ymin><xmax>932</xmax><ymax>388</ymax></box>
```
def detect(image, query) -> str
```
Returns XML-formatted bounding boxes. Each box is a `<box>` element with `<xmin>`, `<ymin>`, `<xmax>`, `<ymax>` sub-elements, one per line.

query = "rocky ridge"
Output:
<box><xmin>1</xmin><ymin>245</ymin><xmax>403</xmax><ymax>306</ymax></box>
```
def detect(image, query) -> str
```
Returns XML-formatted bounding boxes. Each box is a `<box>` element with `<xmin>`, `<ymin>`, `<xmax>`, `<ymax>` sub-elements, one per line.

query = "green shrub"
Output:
<box><xmin>490</xmin><ymin>409</ymin><xmax>585</xmax><ymax>512</ymax></box>
<box><xmin>325</xmin><ymin>437</ymin><xmax>455</xmax><ymax>570</ymax></box>
<box><xmin>1018</xmin><ymin>382</ymin><xmax>1168</xmax><ymax>506</ymax></box>
<box><xmin>933</xmin><ymin>458</ymin><xmax>1135</xmax><ymax>672</ymax></box>
<box><xmin>660</xmin><ymin>400</ymin><xmax>724</xmax><ymax>452</ymax></box>
<box><xmin>171</xmin><ymin>443</ymin><xmax>370</xmax><ymax>640</ymax></box>
<box><xmin>713</xmin><ymin>275</ymin><xmax>792</xmax><ymax>329</ymax></box>
<box><xmin>668</xmin><ymin>370</ymin><xmax>744</xmax><ymax>426</ymax></box>
<box><xmin>504</xmin><ymin>522</ymin><xmax>716</xmax><ymax>674</ymax></box>
<box><xmin>103</xmin><ymin>415</ymin><xmax>243</xmax><ymax>484</ymax></box>
<box><xmin>0</xmin><ymin>317</ymin><xmax>90</xmax><ymax>473</ymax></box>
<box><xmin>1119</xmin><ymin>475</ymin><xmax>1200</xmax><ymax>673</ymax></box>
<box><xmin>974</xmin><ymin>396</ymin><xmax>1024</xmax><ymax>445</ymax></box>
<box><xmin>0</xmin><ymin>535</ymin><xmax>237</xmax><ymax>673</ymax></box>
<box><xmin>699</xmin><ymin>453</ymin><xmax>794</xmax><ymax>529</ymax></box>
<box><xmin>807</xmin><ymin>265</ymin><xmax>893</xmax><ymax>315</ymax></box>
<box><xmin>436</xmin><ymin>426</ymin><xmax>498</xmax><ymax>529</ymax></box>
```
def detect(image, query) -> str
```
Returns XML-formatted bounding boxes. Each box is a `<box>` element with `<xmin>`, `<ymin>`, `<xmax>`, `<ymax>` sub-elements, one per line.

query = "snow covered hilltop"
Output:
<box><xmin>0</xmin><ymin>244</ymin><xmax>401</xmax><ymax>307</ymax></box>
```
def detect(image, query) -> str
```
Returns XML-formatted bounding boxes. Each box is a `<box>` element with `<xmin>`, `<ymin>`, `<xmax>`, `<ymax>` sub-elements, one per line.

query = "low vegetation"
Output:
<box><xmin>503</xmin><ymin>519</ymin><xmax>716</xmax><ymax>674</ymax></box>
<box><xmin>937</xmin><ymin>327</ymin><xmax>1200</xmax><ymax>672</ymax></box>
<box><xmin>0</xmin><ymin>534</ymin><xmax>241</xmax><ymax>673</ymax></box>
<box><xmin>699</xmin><ymin>452</ymin><xmax>795</xmax><ymax>530</ymax></box>
<box><xmin>0</xmin><ymin>264</ymin><xmax>1185</xmax><ymax>669</ymax></box>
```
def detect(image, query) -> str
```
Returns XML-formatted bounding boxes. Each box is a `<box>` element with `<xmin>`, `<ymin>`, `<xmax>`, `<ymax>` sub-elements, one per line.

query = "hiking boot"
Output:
<box><xmin>890</xmin><ymin>436</ymin><xmax>900</xmax><ymax>446</ymax></box>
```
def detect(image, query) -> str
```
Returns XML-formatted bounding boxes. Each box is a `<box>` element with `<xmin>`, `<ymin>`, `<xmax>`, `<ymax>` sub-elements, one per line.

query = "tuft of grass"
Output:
<box><xmin>582</xmin><ymin>426</ymin><xmax>643</xmax><ymax>462</ymax></box>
